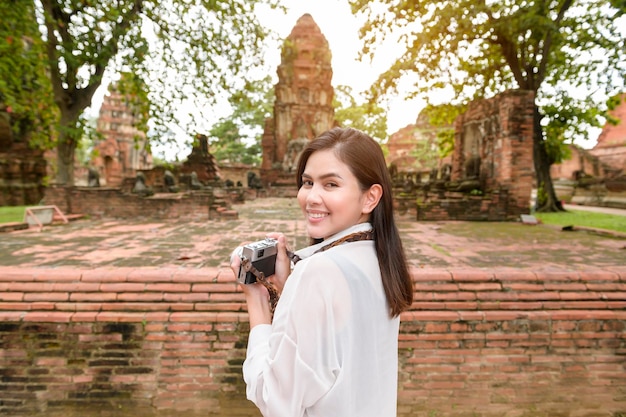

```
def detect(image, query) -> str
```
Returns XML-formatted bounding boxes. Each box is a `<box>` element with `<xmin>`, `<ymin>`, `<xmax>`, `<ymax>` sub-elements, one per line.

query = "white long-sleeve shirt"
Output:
<box><xmin>243</xmin><ymin>223</ymin><xmax>400</xmax><ymax>417</ymax></box>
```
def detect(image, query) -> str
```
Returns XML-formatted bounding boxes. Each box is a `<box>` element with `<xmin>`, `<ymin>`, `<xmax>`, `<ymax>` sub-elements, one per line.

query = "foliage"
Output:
<box><xmin>535</xmin><ymin>209</ymin><xmax>626</xmax><ymax>234</ymax></box>
<box><xmin>11</xmin><ymin>0</ymin><xmax>281</xmax><ymax>184</ymax></box>
<box><xmin>333</xmin><ymin>85</ymin><xmax>388</xmax><ymax>143</ymax></box>
<box><xmin>409</xmin><ymin>137</ymin><xmax>439</xmax><ymax>170</ymax></box>
<box><xmin>74</xmin><ymin>114</ymin><xmax>100</xmax><ymax>167</ymax></box>
<box><xmin>421</xmin><ymin>103</ymin><xmax>465</xmax><ymax>160</ymax></box>
<box><xmin>0</xmin><ymin>0</ymin><xmax>58</xmax><ymax>149</ymax></box>
<box><xmin>0</xmin><ymin>206</ymin><xmax>26</xmax><ymax>224</ymax></box>
<box><xmin>207</xmin><ymin>76</ymin><xmax>274</xmax><ymax>165</ymax></box>
<box><xmin>350</xmin><ymin>0</ymin><xmax>626</xmax><ymax>212</ymax></box>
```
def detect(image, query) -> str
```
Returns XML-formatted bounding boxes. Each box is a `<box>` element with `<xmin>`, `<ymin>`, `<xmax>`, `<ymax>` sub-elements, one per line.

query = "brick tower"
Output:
<box><xmin>93</xmin><ymin>80</ymin><xmax>152</xmax><ymax>187</ymax></box>
<box><xmin>260</xmin><ymin>13</ymin><xmax>336</xmax><ymax>187</ymax></box>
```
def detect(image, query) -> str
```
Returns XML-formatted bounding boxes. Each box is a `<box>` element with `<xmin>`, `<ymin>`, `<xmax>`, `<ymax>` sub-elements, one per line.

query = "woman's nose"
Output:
<box><xmin>306</xmin><ymin>184</ymin><xmax>322</xmax><ymax>203</ymax></box>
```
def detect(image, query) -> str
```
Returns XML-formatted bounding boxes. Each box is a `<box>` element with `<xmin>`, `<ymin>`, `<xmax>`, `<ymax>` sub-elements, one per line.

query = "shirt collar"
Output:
<box><xmin>294</xmin><ymin>222</ymin><xmax>373</xmax><ymax>260</ymax></box>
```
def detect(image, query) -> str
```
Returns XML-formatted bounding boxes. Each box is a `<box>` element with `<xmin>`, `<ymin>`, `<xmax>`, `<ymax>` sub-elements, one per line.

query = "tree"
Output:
<box><xmin>21</xmin><ymin>0</ymin><xmax>279</xmax><ymax>185</ymax></box>
<box><xmin>333</xmin><ymin>85</ymin><xmax>388</xmax><ymax>143</ymax></box>
<box><xmin>0</xmin><ymin>0</ymin><xmax>57</xmax><ymax>149</ymax></box>
<box><xmin>350</xmin><ymin>0</ymin><xmax>626</xmax><ymax>212</ymax></box>
<box><xmin>208</xmin><ymin>76</ymin><xmax>274</xmax><ymax>165</ymax></box>
<box><xmin>421</xmin><ymin>103</ymin><xmax>464</xmax><ymax>163</ymax></box>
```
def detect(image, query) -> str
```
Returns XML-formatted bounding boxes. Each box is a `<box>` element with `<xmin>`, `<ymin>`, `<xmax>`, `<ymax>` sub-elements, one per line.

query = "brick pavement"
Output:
<box><xmin>0</xmin><ymin>197</ymin><xmax>624</xmax><ymax>271</ymax></box>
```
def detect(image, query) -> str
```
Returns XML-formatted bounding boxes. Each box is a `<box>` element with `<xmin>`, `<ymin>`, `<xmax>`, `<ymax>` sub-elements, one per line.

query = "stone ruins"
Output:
<box><xmin>0</xmin><ymin>106</ymin><xmax>47</xmax><ymax>206</ymax></box>
<box><xmin>591</xmin><ymin>93</ymin><xmax>626</xmax><ymax>173</ymax></box>
<box><xmin>386</xmin><ymin>111</ymin><xmax>452</xmax><ymax>176</ymax></box>
<box><xmin>394</xmin><ymin>90</ymin><xmax>536</xmax><ymax>221</ymax></box>
<box><xmin>260</xmin><ymin>13</ymin><xmax>336</xmax><ymax>190</ymax></box>
<box><xmin>550</xmin><ymin>94</ymin><xmax>626</xmax><ymax>207</ymax></box>
<box><xmin>91</xmin><ymin>78</ymin><xmax>153</xmax><ymax>187</ymax></box>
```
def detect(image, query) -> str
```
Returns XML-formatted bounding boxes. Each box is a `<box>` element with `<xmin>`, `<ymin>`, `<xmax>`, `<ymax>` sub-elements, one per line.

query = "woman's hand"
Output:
<box><xmin>265</xmin><ymin>232</ymin><xmax>291</xmax><ymax>294</ymax></box>
<box><xmin>230</xmin><ymin>244</ymin><xmax>273</xmax><ymax>327</ymax></box>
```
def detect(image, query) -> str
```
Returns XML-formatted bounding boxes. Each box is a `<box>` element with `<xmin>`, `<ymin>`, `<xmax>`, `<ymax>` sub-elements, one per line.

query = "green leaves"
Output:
<box><xmin>333</xmin><ymin>85</ymin><xmax>388</xmax><ymax>143</ymax></box>
<box><xmin>207</xmin><ymin>76</ymin><xmax>274</xmax><ymax>165</ymax></box>
<box><xmin>0</xmin><ymin>0</ymin><xmax>58</xmax><ymax>150</ymax></box>
<box><xmin>3</xmin><ymin>0</ymin><xmax>279</xmax><ymax>183</ymax></box>
<box><xmin>351</xmin><ymin>0</ymin><xmax>625</xmax><ymax>119</ymax></box>
<box><xmin>350</xmin><ymin>0</ymin><xmax>625</xmax><ymax>212</ymax></box>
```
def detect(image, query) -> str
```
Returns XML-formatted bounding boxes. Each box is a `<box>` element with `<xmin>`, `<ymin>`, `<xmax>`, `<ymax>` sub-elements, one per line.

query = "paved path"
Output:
<box><xmin>564</xmin><ymin>203</ymin><xmax>626</xmax><ymax>217</ymax></box>
<box><xmin>0</xmin><ymin>197</ymin><xmax>624</xmax><ymax>271</ymax></box>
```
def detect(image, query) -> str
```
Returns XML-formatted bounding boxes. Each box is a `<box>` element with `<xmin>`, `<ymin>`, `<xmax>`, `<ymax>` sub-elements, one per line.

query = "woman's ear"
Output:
<box><xmin>362</xmin><ymin>184</ymin><xmax>383</xmax><ymax>214</ymax></box>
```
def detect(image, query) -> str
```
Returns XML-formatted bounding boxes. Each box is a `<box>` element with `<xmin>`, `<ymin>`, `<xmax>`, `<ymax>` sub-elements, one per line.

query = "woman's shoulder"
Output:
<box><xmin>295</xmin><ymin>243</ymin><xmax>375</xmax><ymax>281</ymax></box>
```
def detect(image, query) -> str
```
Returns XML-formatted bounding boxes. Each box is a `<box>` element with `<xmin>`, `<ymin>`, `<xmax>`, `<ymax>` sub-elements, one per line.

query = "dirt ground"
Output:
<box><xmin>0</xmin><ymin>197</ymin><xmax>624</xmax><ymax>271</ymax></box>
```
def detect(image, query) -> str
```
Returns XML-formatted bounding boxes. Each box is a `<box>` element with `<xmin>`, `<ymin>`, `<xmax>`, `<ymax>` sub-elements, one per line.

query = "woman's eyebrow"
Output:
<box><xmin>301</xmin><ymin>172</ymin><xmax>343</xmax><ymax>180</ymax></box>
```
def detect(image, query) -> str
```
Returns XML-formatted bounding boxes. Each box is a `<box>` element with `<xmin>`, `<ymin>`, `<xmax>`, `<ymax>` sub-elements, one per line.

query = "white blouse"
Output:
<box><xmin>243</xmin><ymin>223</ymin><xmax>400</xmax><ymax>417</ymax></box>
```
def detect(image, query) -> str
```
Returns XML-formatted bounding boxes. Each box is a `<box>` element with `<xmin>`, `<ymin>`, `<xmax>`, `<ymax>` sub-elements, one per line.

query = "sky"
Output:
<box><xmin>254</xmin><ymin>0</ymin><xmax>425</xmax><ymax>133</ymax></box>
<box><xmin>88</xmin><ymin>0</ymin><xmax>424</xmax><ymax>161</ymax></box>
<box><xmin>88</xmin><ymin>0</ymin><xmax>609</xmax><ymax>160</ymax></box>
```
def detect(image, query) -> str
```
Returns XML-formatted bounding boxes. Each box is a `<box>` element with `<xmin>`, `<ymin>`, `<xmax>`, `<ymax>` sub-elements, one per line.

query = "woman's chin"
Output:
<box><xmin>306</xmin><ymin>226</ymin><xmax>326</xmax><ymax>241</ymax></box>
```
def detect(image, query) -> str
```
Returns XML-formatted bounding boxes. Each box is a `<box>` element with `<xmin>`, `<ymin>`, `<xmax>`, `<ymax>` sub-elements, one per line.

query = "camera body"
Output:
<box><xmin>237</xmin><ymin>238</ymin><xmax>278</xmax><ymax>284</ymax></box>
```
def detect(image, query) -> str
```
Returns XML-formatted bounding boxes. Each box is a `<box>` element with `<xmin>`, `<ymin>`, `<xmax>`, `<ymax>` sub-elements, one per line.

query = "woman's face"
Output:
<box><xmin>297</xmin><ymin>149</ymin><xmax>379</xmax><ymax>240</ymax></box>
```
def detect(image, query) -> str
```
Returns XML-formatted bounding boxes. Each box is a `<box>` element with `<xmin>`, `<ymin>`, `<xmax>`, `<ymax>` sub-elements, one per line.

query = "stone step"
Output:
<box><xmin>0</xmin><ymin>267</ymin><xmax>624</xmax><ymax>314</ymax></box>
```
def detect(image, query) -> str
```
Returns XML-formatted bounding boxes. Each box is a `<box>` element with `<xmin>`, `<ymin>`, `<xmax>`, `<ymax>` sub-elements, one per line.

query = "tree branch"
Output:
<box><xmin>536</xmin><ymin>0</ymin><xmax>574</xmax><ymax>85</ymax></box>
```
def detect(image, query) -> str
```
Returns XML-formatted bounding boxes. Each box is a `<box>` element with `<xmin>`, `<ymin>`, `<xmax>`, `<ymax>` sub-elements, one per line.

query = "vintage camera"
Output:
<box><xmin>237</xmin><ymin>238</ymin><xmax>278</xmax><ymax>284</ymax></box>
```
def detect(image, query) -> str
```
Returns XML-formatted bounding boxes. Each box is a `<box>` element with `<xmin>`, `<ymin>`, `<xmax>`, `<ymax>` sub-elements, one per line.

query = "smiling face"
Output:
<box><xmin>297</xmin><ymin>149</ymin><xmax>382</xmax><ymax>240</ymax></box>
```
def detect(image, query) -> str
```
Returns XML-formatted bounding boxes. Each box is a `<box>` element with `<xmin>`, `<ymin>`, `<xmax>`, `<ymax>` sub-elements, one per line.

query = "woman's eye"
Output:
<box><xmin>301</xmin><ymin>179</ymin><xmax>313</xmax><ymax>187</ymax></box>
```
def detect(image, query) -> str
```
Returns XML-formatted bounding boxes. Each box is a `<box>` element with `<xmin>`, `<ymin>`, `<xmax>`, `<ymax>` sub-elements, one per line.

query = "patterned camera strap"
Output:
<box><xmin>242</xmin><ymin>231</ymin><xmax>374</xmax><ymax>319</ymax></box>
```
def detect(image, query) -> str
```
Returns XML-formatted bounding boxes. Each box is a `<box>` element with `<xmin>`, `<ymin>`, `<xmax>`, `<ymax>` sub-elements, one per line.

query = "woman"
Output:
<box><xmin>230</xmin><ymin>127</ymin><xmax>414</xmax><ymax>417</ymax></box>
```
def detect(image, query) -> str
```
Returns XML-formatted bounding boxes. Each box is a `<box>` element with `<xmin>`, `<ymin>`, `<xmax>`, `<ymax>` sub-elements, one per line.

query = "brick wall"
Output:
<box><xmin>0</xmin><ymin>143</ymin><xmax>47</xmax><ymax>206</ymax></box>
<box><xmin>1</xmin><ymin>266</ymin><xmax>625</xmax><ymax>417</ymax></box>
<box><xmin>42</xmin><ymin>186</ymin><xmax>216</xmax><ymax>220</ymax></box>
<box><xmin>417</xmin><ymin>90</ymin><xmax>535</xmax><ymax>221</ymax></box>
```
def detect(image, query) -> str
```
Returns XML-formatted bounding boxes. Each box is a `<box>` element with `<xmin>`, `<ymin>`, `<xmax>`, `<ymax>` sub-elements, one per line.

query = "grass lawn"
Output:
<box><xmin>0</xmin><ymin>206</ymin><xmax>26</xmax><ymax>224</ymax></box>
<box><xmin>534</xmin><ymin>209</ymin><xmax>626</xmax><ymax>234</ymax></box>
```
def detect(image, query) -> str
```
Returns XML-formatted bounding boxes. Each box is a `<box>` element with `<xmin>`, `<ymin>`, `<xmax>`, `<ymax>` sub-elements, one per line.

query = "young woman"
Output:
<box><xmin>230</xmin><ymin>127</ymin><xmax>414</xmax><ymax>417</ymax></box>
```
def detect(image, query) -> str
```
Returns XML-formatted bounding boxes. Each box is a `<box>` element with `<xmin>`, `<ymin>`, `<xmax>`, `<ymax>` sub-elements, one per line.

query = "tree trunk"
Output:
<box><xmin>533</xmin><ymin>106</ymin><xmax>564</xmax><ymax>212</ymax></box>
<box><xmin>55</xmin><ymin>136</ymin><xmax>76</xmax><ymax>186</ymax></box>
<box><xmin>54</xmin><ymin>111</ymin><xmax>80</xmax><ymax>186</ymax></box>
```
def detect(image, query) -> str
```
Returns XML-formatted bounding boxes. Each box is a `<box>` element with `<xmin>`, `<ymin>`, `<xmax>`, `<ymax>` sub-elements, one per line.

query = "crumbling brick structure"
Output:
<box><xmin>416</xmin><ymin>90</ymin><xmax>535</xmax><ymax>221</ymax></box>
<box><xmin>0</xmin><ymin>108</ymin><xmax>47</xmax><ymax>206</ymax></box>
<box><xmin>260</xmin><ymin>14</ymin><xmax>336</xmax><ymax>189</ymax></box>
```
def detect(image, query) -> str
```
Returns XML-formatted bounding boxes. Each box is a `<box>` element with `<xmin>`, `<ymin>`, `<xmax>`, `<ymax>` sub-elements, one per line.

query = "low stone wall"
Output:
<box><xmin>415</xmin><ymin>189</ymin><xmax>522</xmax><ymax>221</ymax></box>
<box><xmin>0</xmin><ymin>266</ymin><xmax>625</xmax><ymax>417</ymax></box>
<box><xmin>42</xmin><ymin>186</ymin><xmax>223</xmax><ymax>220</ymax></box>
<box><xmin>0</xmin><ymin>144</ymin><xmax>47</xmax><ymax>207</ymax></box>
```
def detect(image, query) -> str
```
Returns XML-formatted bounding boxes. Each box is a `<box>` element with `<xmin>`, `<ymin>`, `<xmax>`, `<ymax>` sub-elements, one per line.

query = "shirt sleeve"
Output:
<box><xmin>242</xmin><ymin>256</ymin><xmax>347</xmax><ymax>417</ymax></box>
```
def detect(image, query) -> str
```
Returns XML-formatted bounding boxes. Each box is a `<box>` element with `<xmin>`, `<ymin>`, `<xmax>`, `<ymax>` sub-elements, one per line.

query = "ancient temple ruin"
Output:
<box><xmin>403</xmin><ymin>90</ymin><xmax>535</xmax><ymax>221</ymax></box>
<box><xmin>591</xmin><ymin>93</ymin><xmax>626</xmax><ymax>173</ymax></box>
<box><xmin>386</xmin><ymin>111</ymin><xmax>452</xmax><ymax>176</ymax></box>
<box><xmin>0</xmin><ymin>106</ymin><xmax>47</xmax><ymax>206</ymax></box>
<box><xmin>260</xmin><ymin>13</ymin><xmax>336</xmax><ymax>188</ymax></box>
<box><xmin>91</xmin><ymin>79</ymin><xmax>152</xmax><ymax>187</ymax></box>
<box><xmin>549</xmin><ymin>94</ymin><xmax>626</xmax><ymax>207</ymax></box>
<box><xmin>179</xmin><ymin>134</ymin><xmax>221</xmax><ymax>184</ymax></box>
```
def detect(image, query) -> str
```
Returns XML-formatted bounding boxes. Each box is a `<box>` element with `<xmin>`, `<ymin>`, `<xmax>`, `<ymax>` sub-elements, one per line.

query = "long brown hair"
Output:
<box><xmin>296</xmin><ymin>127</ymin><xmax>414</xmax><ymax>317</ymax></box>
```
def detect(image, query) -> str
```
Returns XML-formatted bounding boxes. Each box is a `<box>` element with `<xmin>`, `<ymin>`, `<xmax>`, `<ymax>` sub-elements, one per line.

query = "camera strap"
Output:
<box><xmin>243</xmin><ymin>230</ymin><xmax>374</xmax><ymax>321</ymax></box>
<box><xmin>287</xmin><ymin>230</ymin><xmax>374</xmax><ymax>265</ymax></box>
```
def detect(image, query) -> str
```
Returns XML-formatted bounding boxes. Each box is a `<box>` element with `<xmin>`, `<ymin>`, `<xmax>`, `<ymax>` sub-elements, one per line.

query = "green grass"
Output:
<box><xmin>534</xmin><ymin>209</ymin><xmax>626</xmax><ymax>233</ymax></box>
<box><xmin>0</xmin><ymin>206</ymin><xmax>26</xmax><ymax>224</ymax></box>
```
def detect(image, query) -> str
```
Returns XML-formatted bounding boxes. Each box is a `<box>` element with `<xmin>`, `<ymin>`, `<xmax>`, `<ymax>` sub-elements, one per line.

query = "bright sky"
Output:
<box><xmin>255</xmin><ymin>0</ymin><xmax>424</xmax><ymax>134</ymax></box>
<box><xmin>89</xmin><ymin>0</ymin><xmax>607</xmax><ymax>160</ymax></box>
<box><xmin>88</xmin><ymin>0</ymin><xmax>423</xmax><ymax>160</ymax></box>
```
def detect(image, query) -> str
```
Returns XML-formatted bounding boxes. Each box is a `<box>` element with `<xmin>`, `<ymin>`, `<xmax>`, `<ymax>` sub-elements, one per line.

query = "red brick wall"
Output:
<box><xmin>42</xmin><ymin>186</ymin><xmax>215</xmax><ymax>220</ymax></box>
<box><xmin>415</xmin><ymin>90</ymin><xmax>535</xmax><ymax>221</ymax></box>
<box><xmin>1</xmin><ymin>266</ymin><xmax>625</xmax><ymax>417</ymax></box>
